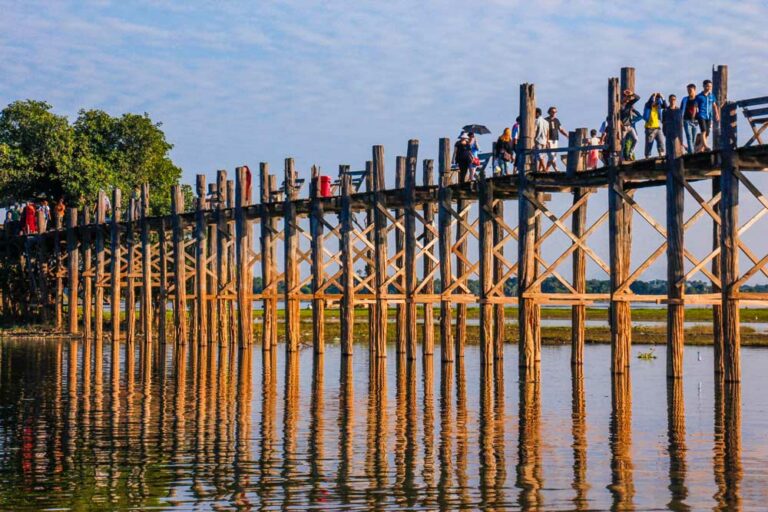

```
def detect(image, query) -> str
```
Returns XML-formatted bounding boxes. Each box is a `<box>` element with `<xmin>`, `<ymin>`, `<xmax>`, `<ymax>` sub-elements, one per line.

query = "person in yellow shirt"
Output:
<box><xmin>643</xmin><ymin>92</ymin><xmax>667</xmax><ymax>158</ymax></box>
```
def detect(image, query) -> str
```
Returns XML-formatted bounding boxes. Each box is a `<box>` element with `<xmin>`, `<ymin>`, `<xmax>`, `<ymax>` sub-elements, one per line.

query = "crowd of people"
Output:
<box><xmin>453</xmin><ymin>79</ymin><xmax>722</xmax><ymax>177</ymax></box>
<box><xmin>3</xmin><ymin>199</ymin><xmax>64</xmax><ymax>235</ymax></box>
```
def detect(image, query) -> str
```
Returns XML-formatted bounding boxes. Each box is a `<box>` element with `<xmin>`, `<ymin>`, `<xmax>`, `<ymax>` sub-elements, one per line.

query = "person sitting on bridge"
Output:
<box><xmin>643</xmin><ymin>92</ymin><xmax>667</xmax><ymax>158</ymax></box>
<box><xmin>494</xmin><ymin>127</ymin><xmax>514</xmax><ymax>175</ymax></box>
<box><xmin>620</xmin><ymin>89</ymin><xmax>641</xmax><ymax>161</ymax></box>
<box><xmin>696</xmin><ymin>79</ymin><xmax>720</xmax><ymax>152</ymax></box>
<box><xmin>545</xmin><ymin>106</ymin><xmax>568</xmax><ymax>172</ymax></box>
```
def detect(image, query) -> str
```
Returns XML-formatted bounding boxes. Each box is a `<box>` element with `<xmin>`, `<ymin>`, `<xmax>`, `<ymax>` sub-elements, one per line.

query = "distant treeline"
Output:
<box><xmin>252</xmin><ymin>277</ymin><xmax>768</xmax><ymax>295</ymax></box>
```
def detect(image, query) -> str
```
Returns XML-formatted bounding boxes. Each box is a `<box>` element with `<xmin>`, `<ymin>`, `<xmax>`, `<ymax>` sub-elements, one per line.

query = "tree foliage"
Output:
<box><xmin>0</xmin><ymin>100</ymin><xmax>183</xmax><ymax>215</ymax></box>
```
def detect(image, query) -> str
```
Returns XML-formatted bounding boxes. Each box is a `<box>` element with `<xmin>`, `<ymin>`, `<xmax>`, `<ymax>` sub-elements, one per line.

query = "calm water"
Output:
<box><xmin>0</xmin><ymin>338</ymin><xmax>765</xmax><ymax>511</ymax></box>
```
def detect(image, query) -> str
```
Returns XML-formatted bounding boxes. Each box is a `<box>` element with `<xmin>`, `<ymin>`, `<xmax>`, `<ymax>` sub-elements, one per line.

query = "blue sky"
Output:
<box><xmin>2</xmin><ymin>0</ymin><xmax>767</xmax><ymax>281</ymax></box>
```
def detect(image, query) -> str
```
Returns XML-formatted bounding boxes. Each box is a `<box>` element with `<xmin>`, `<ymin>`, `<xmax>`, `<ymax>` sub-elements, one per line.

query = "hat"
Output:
<box><xmin>460</xmin><ymin>133</ymin><xmax>469</xmax><ymax>140</ymax></box>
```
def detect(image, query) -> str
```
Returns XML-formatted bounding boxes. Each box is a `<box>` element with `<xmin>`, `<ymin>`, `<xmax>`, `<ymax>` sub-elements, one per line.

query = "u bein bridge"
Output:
<box><xmin>1</xmin><ymin>65</ymin><xmax>768</xmax><ymax>386</ymax></box>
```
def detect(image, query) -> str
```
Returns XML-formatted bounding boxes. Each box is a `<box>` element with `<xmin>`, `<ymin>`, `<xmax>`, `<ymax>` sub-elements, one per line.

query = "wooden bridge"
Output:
<box><xmin>2</xmin><ymin>66</ymin><xmax>767</xmax><ymax>383</ymax></box>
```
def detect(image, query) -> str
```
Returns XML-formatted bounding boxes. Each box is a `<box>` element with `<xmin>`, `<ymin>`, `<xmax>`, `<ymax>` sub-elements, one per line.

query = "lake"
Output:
<box><xmin>0</xmin><ymin>338</ymin><xmax>765</xmax><ymax>510</ymax></box>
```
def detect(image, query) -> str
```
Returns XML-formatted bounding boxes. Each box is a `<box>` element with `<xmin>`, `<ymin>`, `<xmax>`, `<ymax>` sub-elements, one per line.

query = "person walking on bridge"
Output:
<box><xmin>534</xmin><ymin>108</ymin><xmax>549</xmax><ymax>172</ymax></box>
<box><xmin>696</xmin><ymin>79</ymin><xmax>720</xmax><ymax>152</ymax></box>
<box><xmin>494</xmin><ymin>127</ymin><xmax>514</xmax><ymax>175</ymax></box>
<box><xmin>680</xmin><ymin>84</ymin><xmax>698</xmax><ymax>154</ymax></box>
<box><xmin>545</xmin><ymin>107</ymin><xmax>568</xmax><ymax>172</ymax></box>
<box><xmin>620</xmin><ymin>89</ymin><xmax>641</xmax><ymax>161</ymax></box>
<box><xmin>22</xmin><ymin>201</ymin><xmax>37</xmax><ymax>235</ymax></box>
<box><xmin>643</xmin><ymin>92</ymin><xmax>667</xmax><ymax>158</ymax></box>
<box><xmin>453</xmin><ymin>133</ymin><xmax>474</xmax><ymax>184</ymax></box>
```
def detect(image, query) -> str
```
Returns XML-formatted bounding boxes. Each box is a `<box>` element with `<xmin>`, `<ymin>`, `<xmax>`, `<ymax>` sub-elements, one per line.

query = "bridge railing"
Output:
<box><xmin>735</xmin><ymin>95</ymin><xmax>768</xmax><ymax>147</ymax></box>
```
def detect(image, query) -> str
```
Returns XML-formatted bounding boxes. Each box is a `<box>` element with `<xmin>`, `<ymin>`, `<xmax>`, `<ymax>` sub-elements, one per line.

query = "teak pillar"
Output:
<box><xmin>259</xmin><ymin>164</ymin><xmax>277</xmax><ymax>351</ymax></box>
<box><xmin>94</xmin><ymin>190</ymin><xmax>107</xmax><ymax>346</ymax></box>
<box><xmin>394</xmin><ymin>156</ymin><xmax>407</xmax><ymax>355</ymax></box>
<box><xmin>157</xmin><ymin>218</ymin><xmax>168</xmax><ymax>343</ymax></box>
<box><xmin>608</xmin><ymin>77</ymin><xmax>632</xmax><ymax>374</ymax></box>
<box><xmin>372</xmin><ymin>145</ymin><xmax>388</xmax><ymax>357</ymax></box>
<box><xmin>140</xmin><ymin>184</ymin><xmax>152</xmax><ymax>344</ymax></box>
<box><xmin>310</xmin><ymin>166</ymin><xmax>325</xmax><ymax>354</ymax></box>
<box><xmin>492</xmin><ymin>185</ymin><xmax>505</xmax><ymax>362</ymax></box>
<box><xmin>206</xmin><ymin>182</ymin><xmax>218</xmax><ymax>346</ymax></box>
<box><xmin>712</xmin><ymin>65</ymin><xmax>728</xmax><ymax>373</ymax></box>
<box><xmin>517</xmin><ymin>83</ymin><xmax>539</xmax><ymax>379</ymax></box>
<box><xmin>236</xmin><ymin>166</ymin><xmax>253</xmax><ymax>347</ymax></box>
<box><xmin>404</xmin><ymin>139</ymin><xmax>419</xmax><ymax>360</ymax></box>
<box><xmin>171</xmin><ymin>185</ymin><xmax>187</xmax><ymax>345</ymax></box>
<box><xmin>666</xmin><ymin>108</ymin><xmax>685</xmax><ymax>378</ymax></box>
<box><xmin>216</xmin><ymin>170</ymin><xmax>230</xmax><ymax>347</ymax></box>
<box><xmin>126</xmin><ymin>196</ymin><xmax>137</xmax><ymax>347</ymax></box>
<box><xmin>195</xmin><ymin>175</ymin><xmax>208</xmax><ymax>346</ymax></box>
<box><xmin>421</xmin><ymin>159</ymin><xmax>436</xmax><ymax>356</ymax></box>
<box><xmin>339</xmin><ymin>167</ymin><xmax>354</xmax><ymax>356</ymax></box>
<box><xmin>437</xmin><ymin>138</ymin><xmax>454</xmax><ymax>362</ymax></box>
<box><xmin>66</xmin><ymin>208</ymin><xmax>79</xmax><ymax>334</ymax></box>
<box><xmin>365</xmin><ymin>161</ymin><xmax>375</xmax><ymax>350</ymax></box>
<box><xmin>719</xmin><ymin>102</ymin><xmax>740</xmax><ymax>383</ymax></box>
<box><xmin>111</xmin><ymin>188</ymin><xmax>123</xmax><ymax>344</ymax></box>
<box><xmin>82</xmin><ymin>209</ymin><xmax>92</xmax><ymax>340</ymax></box>
<box><xmin>478</xmin><ymin>162</ymin><xmax>494</xmax><ymax>365</ymax></box>
<box><xmin>283</xmin><ymin>159</ymin><xmax>299</xmax><ymax>352</ymax></box>
<box><xmin>568</xmin><ymin>128</ymin><xmax>588</xmax><ymax>365</ymax></box>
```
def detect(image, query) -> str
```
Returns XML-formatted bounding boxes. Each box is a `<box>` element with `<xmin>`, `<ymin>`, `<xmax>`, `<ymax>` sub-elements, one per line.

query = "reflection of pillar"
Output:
<box><xmin>404</xmin><ymin>359</ymin><xmax>418</xmax><ymax>505</ymax></box>
<box><xmin>455</xmin><ymin>359</ymin><xmax>470</xmax><ymax>507</ymax></box>
<box><xmin>257</xmin><ymin>348</ymin><xmax>277</xmax><ymax>505</ymax></box>
<box><xmin>437</xmin><ymin>361</ymin><xmax>454</xmax><ymax>506</ymax></box>
<box><xmin>608</xmin><ymin>373</ymin><xmax>634</xmax><ymax>509</ymax></box>
<box><xmin>365</xmin><ymin>357</ymin><xmax>388</xmax><ymax>506</ymax></box>
<box><xmin>571</xmin><ymin>365</ymin><xmax>589</xmax><ymax>507</ymax></box>
<box><xmin>421</xmin><ymin>355</ymin><xmax>435</xmax><ymax>503</ymax></box>
<box><xmin>516</xmin><ymin>378</ymin><xmax>542</xmax><ymax>509</ymax></box>
<box><xmin>232</xmin><ymin>347</ymin><xmax>252</xmax><ymax>507</ymax></box>
<box><xmin>493</xmin><ymin>359</ymin><xmax>507</xmax><ymax>505</ymax></box>
<box><xmin>714</xmin><ymin>378</ymin><xmax>742</xmax><ymax>509</ymax></box>
<box><xmin>336</xmin><ymin>355</ymin><xmax>354</xmax><ymax>502</ymax></box>
<box><xmin>394</xmin><ymin>355</ymin><xmax>406</xmax><ymax>500</ymax></box>
<box><xmin>666</xmin><ymin>379</ymin><xmax>688</xmax><ymax>509</ymax></box>
<box><xmin>308</xmin><ymin>353</ymin><xmax>325</xmax><ymax>503</ymax></box>
<box><xmin>281</xmin><ymin>351</ymin><xmax>300</xmax><ymax>507</ymax></box>
<box><xmin>478</xmin><ymin>362</ymin><xmax>497</xmax><ymax>508</ymax></box>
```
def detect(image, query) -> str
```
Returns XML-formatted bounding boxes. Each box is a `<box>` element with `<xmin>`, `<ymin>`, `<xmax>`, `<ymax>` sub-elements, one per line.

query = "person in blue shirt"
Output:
<box><xmin>695</xmin><ymin>79</ymin><xmax>720</xmax><ymax>151</ymax></box>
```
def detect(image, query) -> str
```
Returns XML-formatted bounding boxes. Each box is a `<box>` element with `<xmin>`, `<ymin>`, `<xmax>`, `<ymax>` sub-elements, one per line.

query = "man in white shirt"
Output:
<box><xmin>534</xmin><ymin>107</ymin><xmax>549</xmax><ymax>172</ymax></box>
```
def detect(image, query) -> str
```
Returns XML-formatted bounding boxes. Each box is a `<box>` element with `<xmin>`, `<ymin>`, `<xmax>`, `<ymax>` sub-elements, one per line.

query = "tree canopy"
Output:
<box><xmin>0</xmin><ymin>100</ymin><xmax>184</xmax><ymax>215</ymax></box>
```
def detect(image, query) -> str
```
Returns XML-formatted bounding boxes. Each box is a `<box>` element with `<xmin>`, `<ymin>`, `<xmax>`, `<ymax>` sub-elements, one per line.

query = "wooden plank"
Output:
<box><xmin>608</xmin><ymin>76</ymin><xmax>632</xmax><ymax>374</ymax></box>
<box><xmin>140</xmin><ymin>184</ymin><xmax>152</xmax><ymax>344</ymax></box>
<box><xmin>404</xmin><ymin>141</ymin><xmax>419</xmax><ymax>360</ymax></box>
<box><xmin>666</xmin><ymin>107</ymin><xmax>685</xmax><ymax>378</ymax></box>
<box><xmin>339</xmin><ymin>167</ymin><xmax>354</xmax><ymax>356</ymax></box>
<box><xmin>66</xmin><ymin>208</ymin><xmax>79</xmax><ymax>334</ymax></box>
<box><xmin>236</xmin><ymin>166</ymin><xmax>253</xmax><ymax>347</ymax></box>
<box><xmin>719</xmin><ymin>102</ymin><xmax>740</xmax><ymax>383</ymax></box>
<box><xmin>171</xmin><ymin>185</ymin><xmax>186</xmax><ymax>345</ymax></box>
<box><xmin>283</xmin><ymin>159</ymin><xmax>299</xmax><ymax>352</ymax></box>
<box><xmin>571</xmin><ymin>128</ymin><xmax>588</xmax><ymax>366</ymax></box>
<box><xmin>310</xmin><ymin>165</ymin><xmax>325</xmax><ymax>354</ymax></box>
<box><xmin>517</xmin><ymin>82</ymin><xmax>538</xmax><ymax>380</ymax></box>
<box><xmin>111</xmin><ymin>188</ymin><xmax>123</xmax><ymax>344</ymax></box>
<box><xmin>422</xmin><ymin>159</ymin><xmax>436</xmax><ymax>356</ymax></box>
<box><xmin>437</xmin><ymin>138</ymin><xmax>454</xmax><ymax>362</ymax></box>
<box><xmin>195</xmin><ymin>175</ymin><xmax>208</xmax><ymax>346</ymax></box>
<box><xmin>372</xmin><ymin>145</ymin><xmax>388</xmax><ymax>358</ymax></box>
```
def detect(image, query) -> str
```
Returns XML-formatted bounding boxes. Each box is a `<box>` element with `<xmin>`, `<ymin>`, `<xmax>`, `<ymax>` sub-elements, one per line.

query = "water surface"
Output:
<box><xmin>0</xmin><ymin>338</ymin><xmax>765</xmax><ymax>510</ymax></box>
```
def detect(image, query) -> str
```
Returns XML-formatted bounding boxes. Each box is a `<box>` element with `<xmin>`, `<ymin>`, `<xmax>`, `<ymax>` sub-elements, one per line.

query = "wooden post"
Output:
<box><xmin>259</xmin><ymin>165</ymin><xmax>276</xmax><ymax>351</ymax></box>
<box><xmin>365</xmin><ymin>161</ymin><xmax>375</xmax><ymax>351</ymax></box>
<box><xmin>82</xmin><ymin>209</ymin><xmax>92</xmax><ymax>340</ymax></box>
<box><xmin>227</xmin><ymin>179</ymin><xmax>236</xmax><ymax>345</ymax></box>
<box><xmin>126</xmin><ymin>196</ymin><xmax>137</xmax><ymax>347</ymax></box>
<box><xmin>140</xmin><ymin>184</ymin><xmax>152</xmax><ymax>344</ymax></box>
<box><xmin>422</xmin><ymin>159</ymin><xmax>436</xmax><ymax>356</ymax></box>
<box><xmin>283</xmin><ymin>159</ymin><xmax>300</xmax><ymax>352</ymax></box>
<box><xmin>493</xmin><ymin>188</ymin><xmax>505</xmax><ymax>362</ymax></box>
<box><xmin>171</xmin><ymin>185</ymin><xmax>186</xmax><ymax>345</ymax></box>
<box><xmin>95</xmin><ymin>191</ymin><xmax>107</xmax><ymax>346</ymax></box>
<box><xmin>517</xmin><ymin>83</ymin><xmax>538</xmax><ymax>379</ymax></box>
<box><xmin>394</xmin><ymin>155</ymin><xmax>407</xmax><ymax>355</ymax></box>
<box><xmin>66</xmin><ymin>208</ymin><xmax>79</xmax><ymax>334</ymax></box>
<box><xmin>478</xmin><ymin>158</ymin><xmax>494</xmax><ymax>365</ymax></box>
<box><xmin>236</xmin><ymin>166</ymin><xmax>253</xmax><ymax>347</ymax></box>
<box><xmin>207</xmin><ymin>182</ymin><xmax>218</xmax><ymax>346</ymax></box>
<box><xmin>720</xmin><ymin>102</ymin><xmax>740</xmax><ymax>383</ymax></box>
<box><xmin>195</xmin><ymin>175</ymin><xmax>208</xmax><ymax>346</ymax></box>
<box><xmin>608</xmin><ymin>77</ymin><xmax>632</xmax><ymax>374</ymax></box>
<box><xmin>455</xmin><ymin>195</ymin><xmax>467</xmax><ymax>359</ymax></box>
<box><xmin>404</xmin><ymin>140</ymin><xmax>419</xmax><ymax>360</ymax></box>
<box><xmin>54</xmin><ymin>210</ymin><xmax>63</xmax><ymax>330</ymax></box>
<box><xmin>569</xmin><ymin>128</ymin><xmax>588</xmax><ymax>365</ymax></box>
<box><xmin>666</xmin><ymin>108</ymin><xmax>685</xmax><ymax>378</ymax></box>
<box><xmin>712</xmin><ymin>65</ymin><xmax>728</xmax><ymax>373</ymax></box>
<box><xmin>437</xmin><ymin>138</ymin><xmax>454</xmax><ymax>362</ymax></box>
<box><xmin>372</xmin><ymin>145</ymin><xmax>388</xmax><ymax>357</ymax></box>
<box><xmin>310</xmin><ymin>165</ymin><xmax>325</xmax><ymax>354</ymax></box>
<box><xmin>339</xmin><ymin>166</ymin><xmax>354</xmax><ymax>356</ymax></box>
<box><xmin>216</xmin><ymin>170</ymin><xmax>229</xmax><ymax>346</ymax></box>
<box><xmin>158</xmin><ymin>217</ymin><xmax>168</xmax><ymax>343</ymax></box>
<box><xmin>111</xmin><ymin>188</ymin><xmax>122</xmax><ymax>344</ymax></box>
